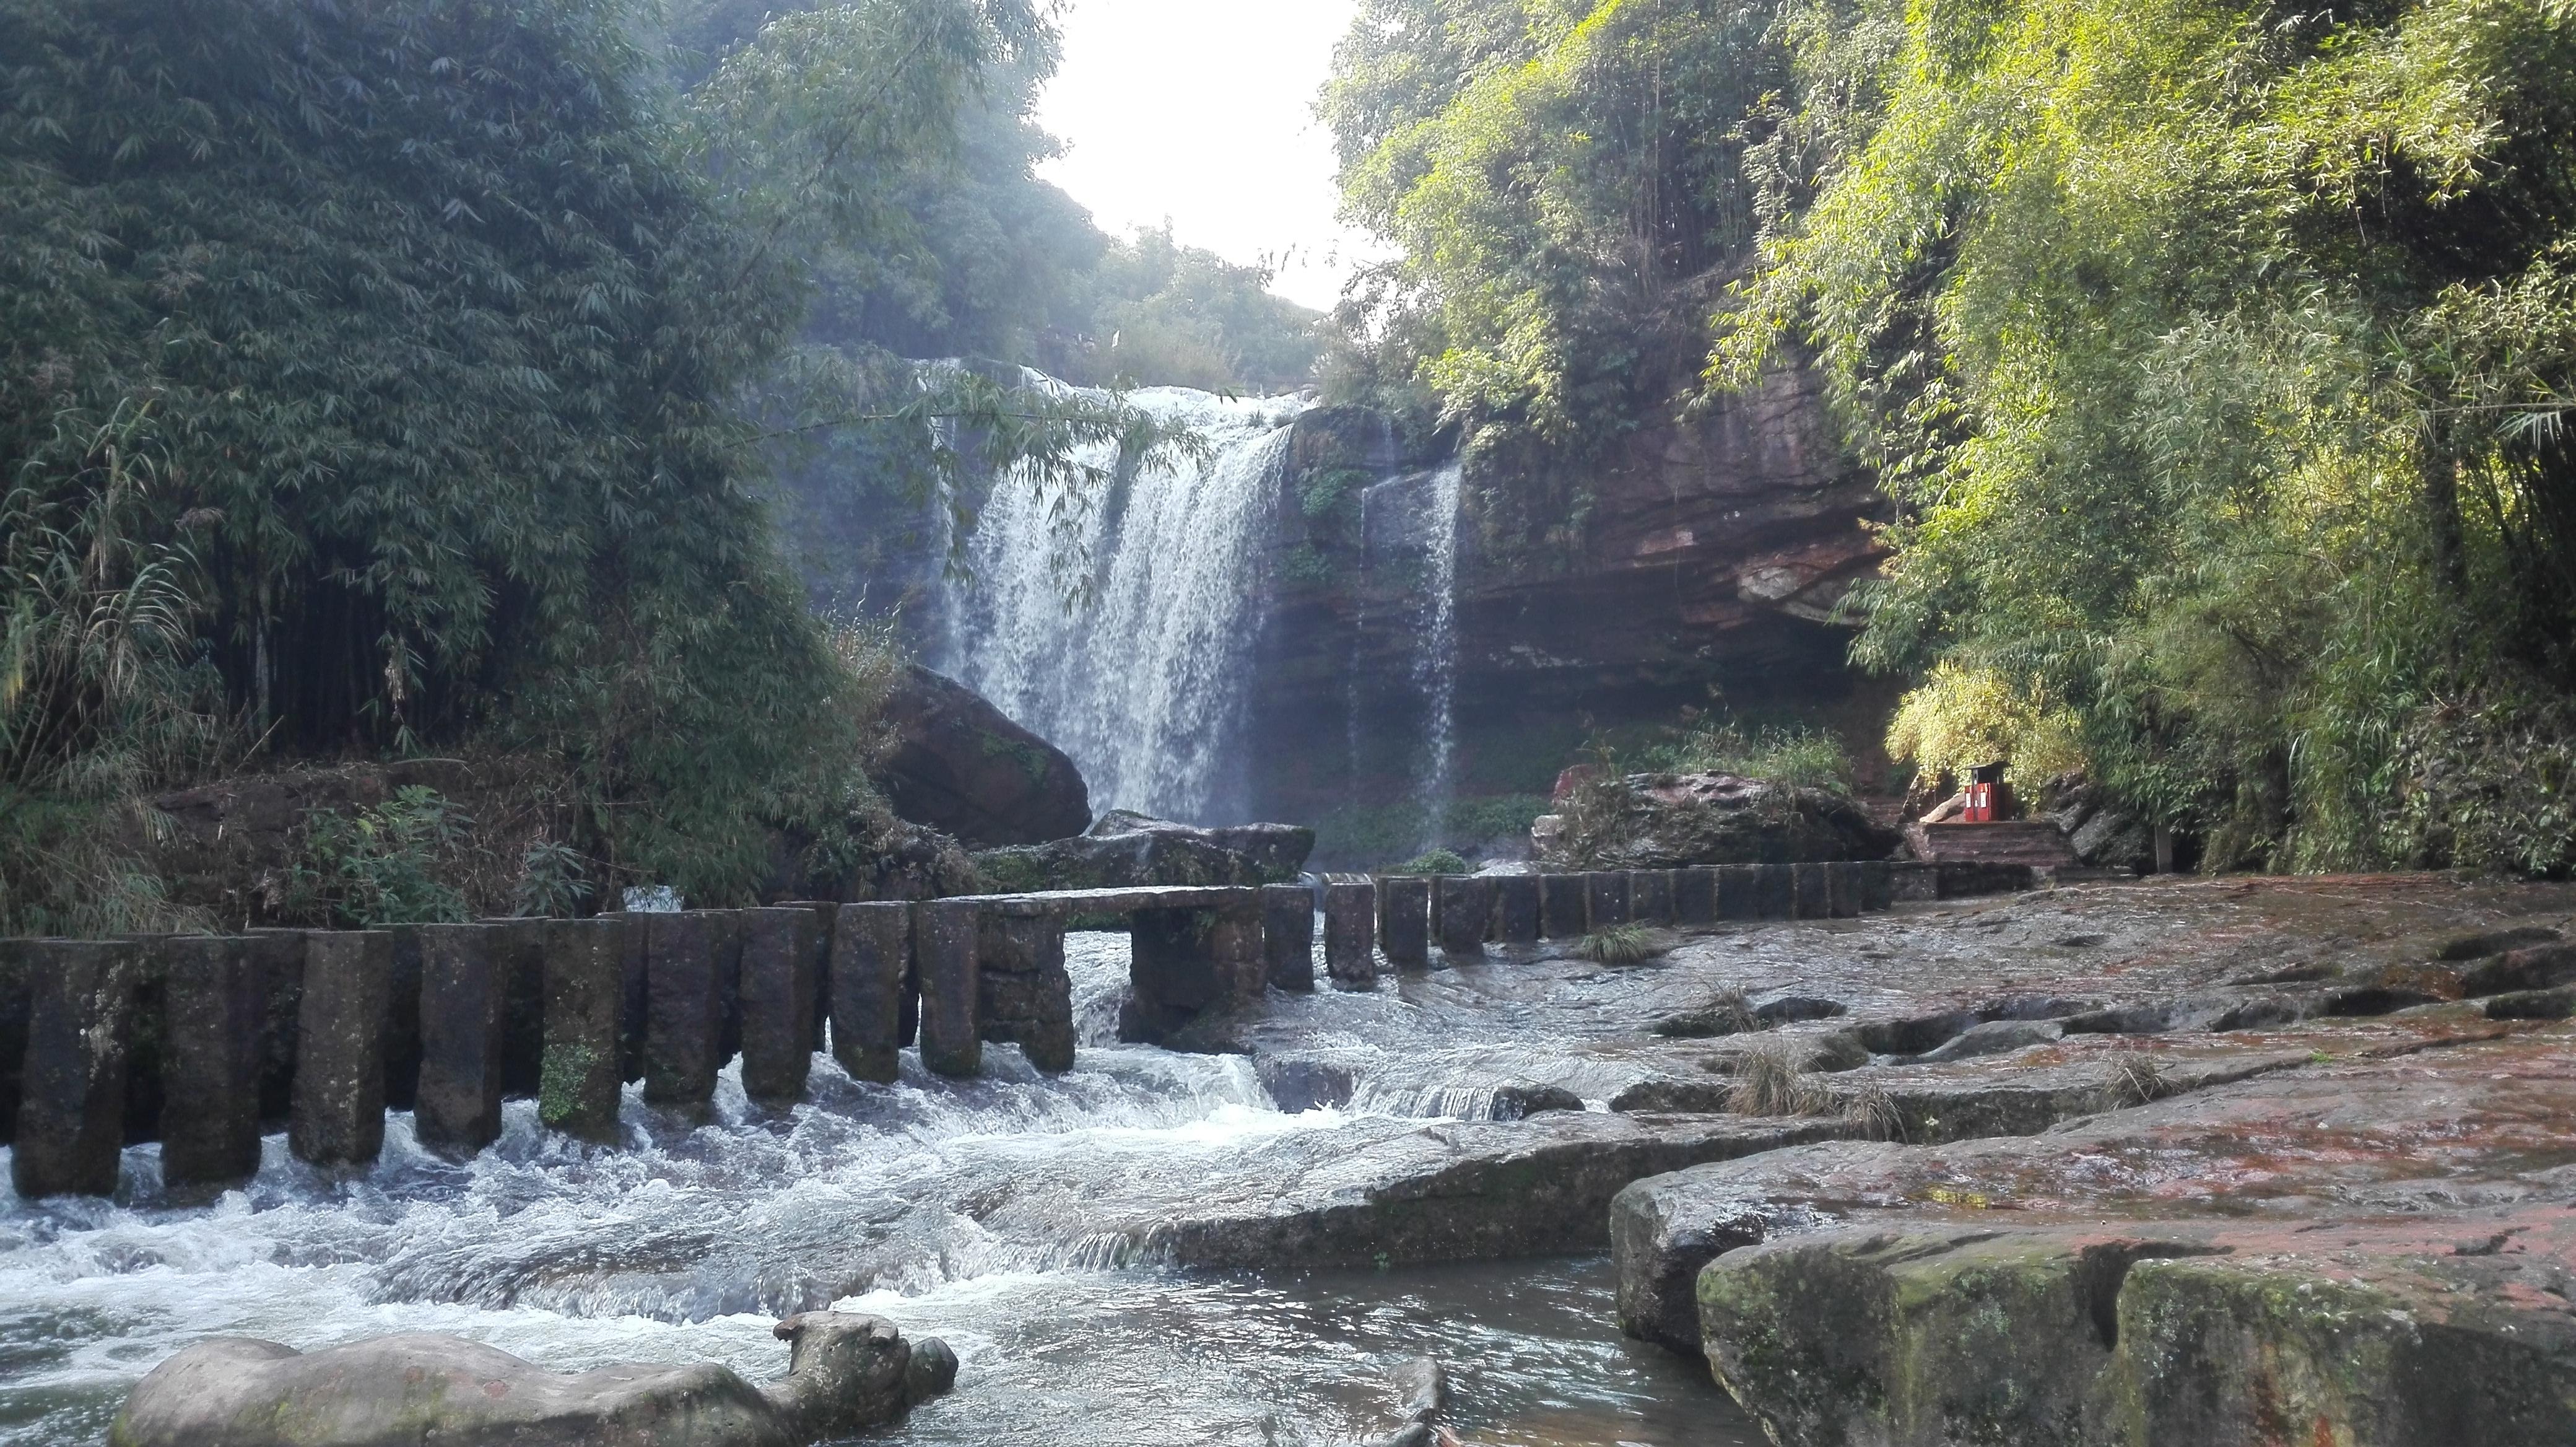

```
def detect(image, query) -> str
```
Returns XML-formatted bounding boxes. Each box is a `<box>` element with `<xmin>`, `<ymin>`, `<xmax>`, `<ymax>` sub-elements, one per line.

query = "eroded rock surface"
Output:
<box><xmin>975</xmin><ymin>810</ymin><xmax>1315</xmax><ymax>892</ymax></box>
<box><xmin>111</xmin><ymin>1311</ymin><xmax>953</xmax><ymax>1447</ymax></box>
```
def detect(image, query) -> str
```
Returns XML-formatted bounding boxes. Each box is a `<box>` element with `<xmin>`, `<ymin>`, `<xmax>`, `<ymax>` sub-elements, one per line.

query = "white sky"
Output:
<box><xmin>1034</xmin><ymin>0</ymin><xmax>1386</xmax><ymax>312</ymax></box>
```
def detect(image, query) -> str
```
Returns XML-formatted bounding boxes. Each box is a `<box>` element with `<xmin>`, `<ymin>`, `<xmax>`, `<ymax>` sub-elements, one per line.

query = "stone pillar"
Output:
<box><xmin>12</xmin><ymin>940</ymin><xmax>141</xmax><ymax>1198</ymax></box>
<box><xmin>1586</xmin><ymin>872</ymin><xmax>1632</xmax><ymax>929</ymax></box>
<box><xmin>1889</xmin><ymin>861</ymin><xmax>1940</xmax><ymax>903</ymax></box>
<box><xmin>616</xmin><ymin>912</ymin><xmax>649</xmax><ymax>1084</ymax></box>
<box><xmin>1495</xmin><ymin>875</ymin><xmax>1541</xmax><ymax>945</ymax></box>
<box><xmin>290</xmin><ymin>931</ymin><xmax>393</xmax><ymax>1170</ymax></box>
<box><xmin>477</xmin><ymin>917</ymin><xmax>547</xmax><ymax>1099</ymax></box>
<box><xmin>739</xmin><ymin>907</ymin><xmax>819</xmax><ymax>1104</ymax></box>
<box><xmin>1629</xmin><ymin>870</ymin><xmax>1674</xmax><ymax>926</ymax></box>
<box><xmin>381</xmin><ymin>925</ymin><xmax>424</xmax><ymax>1112</ymax></box>
<box><xmin>1829</xmin><ymin>862</ymin><xmax>1866</xmax><ymax>919</ymax></box>
<box><xmin>120</xmin><ymin>943</ymin><xmax>167</xmax><ymax>1150</ymax></box>
<box><xmin>1436</xmin><ymin>876</ymin><xmax>1493</xmax><ymax>960</ymax></box>
<box><xmin>1540</xmin><ymin>875</ymin><xmax>1590</xmax><ymax>939</ymax></box>
<box><xmin>643</xmin><ymin>912</ymin><xmax>721</xmax><ymax>1108</ymax></box>
<box><xmin>540</xmin><ymin>919</ymin><xmax>625</xmax><ymax>1144</ymax></box>
<box><xmin>1378</xmin><ymin>877</ymin><xmax>1431</xmax><ymax>968</ymax></box>
<box><xmin>413</xmin><ymin>923</ymin><xmax>506</xmax><ymax>1157</ymax></box>
<box><xmin>1860</xmin><ymin>861</ymin><xmax>1894</xmax><ymax>912</ymax></box>
<box><xmin>1323</xmin><ymin>880</ymin><xmax>1378</xmax><ymax>987</ymax></box>
<box><xmin>1262</xmin><ymin>884</ymin><xmax>1316</xmax><ymax>992</ymax></box>
<box><xmin>1674</xmin><ymin>868</ymin><xmax>1718</xmax><ymax>926</ymax></box>
<box><xmin>830</xmin><ymin>903</ymin><xmax>912</xmax><ymax>1085</ymax></box>
<box><xmin>916</xmin><ymin>901</ymin><xmax>981</xmax><ymax>1077</ymax></box>
<box><xmin>708</xmin><ymin>911</ymin><xmax>745</xmax><ymax>1067</ymax></box>
<box><xmin>245</xmin><ymin>930</ymin><xmax>306</xmax><ymax>1127</ymax></box>
<box><xmin>782</xmin><ymin>901</ymin><xmax>838</xmax><ymax>1054</ymax></box>
<box><xmin>0</xmin><ymin>941</ymin><xmax>30</xmax><ymax>1149</ymax></box>
<box><xmin>1715</xmin><ymin>865</ymin><xmax>1759</xmax><ymax>921</ymax></box>
<box><xmin>1754</xmin><ymin>864</ymin><xmax>1795</xmax><ymax>920</ymax></box>
<box><xmin>1791</xmin><ymin>863</ymin><xmax>1832</xmax><ymax>920</ymax></box>
<box><xmin>975</xmin><ymin>913</ymin><xmax>1075</xmax><ymax>1074</ymax></box>
<box><xmin>1125</xmin><ymin>895</ymin><xmax>1264</xmax><ymax>1044</ymax></box>
<box><xmin>159</xmin><ymin>936</ymin><xmax>265</xmax><ymax>1194</ymax></box>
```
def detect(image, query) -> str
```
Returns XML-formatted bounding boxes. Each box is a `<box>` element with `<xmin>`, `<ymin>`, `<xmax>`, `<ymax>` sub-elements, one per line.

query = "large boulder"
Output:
<box><xmin>974</xmin><ymin>809</ymin><xmax>1313</xmax><ymax>892</ymax></box>
<box><xmin>111</xmin><ymin>1311</ymin><xmax>955</xmax><ymax>1447</ymax></box>
<box><xmin>877</xmin><ymin>665</ymin><xmax>1090</xmax><ymax>848</ymax></box>
<box><xmin>1531</xmin><ymin>772</ymin><xmax>1899</xmax><ymax>869</ymax></box>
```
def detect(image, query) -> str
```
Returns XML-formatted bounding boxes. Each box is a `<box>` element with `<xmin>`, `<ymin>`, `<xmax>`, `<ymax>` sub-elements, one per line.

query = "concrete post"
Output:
<box><xmin>1860</xmin><ymin>861</ymin><xmax>1894</xmax><ymax>912</ymax></box>
<box><xmin>616</xmin><ymin>912</ymin><xmax>648</xmax><ymax>1085</ymax></box>
<box><xmin>120</xmin><ymin>942</ymin><xmax>166</xmax><ymax>1151</ymax></box>
<box><xmin>739</xmin><ymin>907</ymin><xmax>819</xmax><ymax>1104</ymax></box>
<box><xmin>1629</xmin><ymin>870</ymin><xmax>1674</xmax><ymax>925</ymax></box>
<box><xmin>1539</xmin><ymin>875</ymin><xmax>1590</xmax><ymax>939</ymax></box>
<box><xmin>245</xmin><ymin>930</ymin><xmax>306</xmax><ymax>1127</ymax></box>
<box><xmin>1378</xmin><ymin>877</ymin><xmax>1432</xmax><ymax>968</ymax></box>
<box><xmin>1791</xmin><ymin>863</ymin><xmax>1832</xmax><ymax>920</ymax></box>
<box><xmin>0</xmin><ymin>940</ymin><xmax>30</xmax><ymax>1149</ymax></box>
<box><xmin>12</xmin><ymin>940</ymin><xmax>141</xmax><ymax>1198</ymax></box>
<box><xmin>1323</xmin><ymin>880</ymin><xmax>1378</xmax><ymax>986</ymax></box>
<box><xmin>1494</xmin><ymin>875</ymin><xmax>1541</xmax><ymax>945</ymax></box>
<box><xmin>917</xmin><ymin>901</ymin><xmax>981</xmax><ymax>1077</ymax></box>
<box><xmin>413</xmin><ymin>923</ymin><xmax>506</xmax><ymax>1157</ymax></box>
<box><xmin>476</xmin><ymin>917</ymin><xmax>547</xmax><ymax>1099</ymax></box>
<box><xmin>159</xmin><ymin>936</ymin><xmax>265</xmax><ymax>1194</ymax></box>
<box><xmin>643</xmin><ymin>911</ymin><xmax>721</xmax><ymax>1108</ymax></box>
<box><xmin>381</xmin><ymin>925</ymin><xmax>424</xmax><ymax>1113</ymax></box>
<box><xmin>975</xmin><ymin>913</ymin><xmax>1076</xmax><ymax>1073</ymax></box>
<box><xmin>782</xmin><ymin>901</ymin><xmax>838</xmax><ymax>1054</ymax></box>
<box><xmin>540</xmin><ymin>918</ymin><xmax>625</xmax><ymax>1144</ymax></box>
<box><xmin>1889</xmin><ymin>861</ymin><xmax>1940</xmax><ymax>902</ymax></box>
<box><xmin>1585</xmin><ymin>872</ymin><xmax>1632</xmax><ymax>929</ymax></box>
<box><xmin>1435</xmin><ymin>876</ymin><xmax>1493</xmax><ymax>960</ymax></box>
<box><xmin>1754</xmin><ymin>864</ymin><xmax>1794</xmax><ymax>920</ymax></box>
<box><xmin>830</xmin><ymin>903</ymin><xmax>912</xmax><ymax>1085</ymax></box>
<box><xmin>290</xmin><ymin>930</ymin><xmax>393</xmax><ymax>1170</ymax></box>
<box><xmin>1829</xmin><ymin>862</ymin><xmax>1866</xmax><ymax>919</ymax></box>
<box><xmin>1715</xmin><ymin>865</ymin><xmax>1759</xmax><ymax>921</ymax></box>
<box><xmin>1262</xmin><ymin>884</ymin><xmax>1316</xmax><ymax>992</ymax></box>
<box><xmin>1674</xmin><ymin>868</ymin><xmax>1718</xmax><ymax>926</ymax></box>
<box><xmin>709</xmin><ymin>911</ymin><xmax>744</xmax><ymax>1067</ymax></box>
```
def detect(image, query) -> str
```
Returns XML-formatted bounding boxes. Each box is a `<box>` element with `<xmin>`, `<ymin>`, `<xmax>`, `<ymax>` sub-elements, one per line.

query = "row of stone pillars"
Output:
<box><xmin>2</xmin><ymin>861</ymin><xmax>2019</xmax><ymax>1201</ymax></box>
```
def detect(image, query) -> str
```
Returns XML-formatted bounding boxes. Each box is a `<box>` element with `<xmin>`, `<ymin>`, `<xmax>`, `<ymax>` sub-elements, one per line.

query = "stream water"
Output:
<box><xmin>0</xmin><ymin>935</ymin><xmax>1760</xmax><ymax>1446</ymax></box>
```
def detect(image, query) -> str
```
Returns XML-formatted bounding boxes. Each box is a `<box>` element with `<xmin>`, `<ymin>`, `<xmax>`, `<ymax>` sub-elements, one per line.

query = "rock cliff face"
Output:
<box><xmin>1240</xmin><ymin>372</ymin><xmax>1887</xmax><ymax>834</ymax></box>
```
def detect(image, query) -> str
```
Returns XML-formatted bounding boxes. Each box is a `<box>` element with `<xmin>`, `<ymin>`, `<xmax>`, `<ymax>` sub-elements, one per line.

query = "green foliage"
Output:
<box><xmin>1281</xmin><ymin>544</ymin><xmax>1339</xmax><ymax>587</ymax></box>
<box><xmin>1327</xmin><ymin>0</ymin><xmax>1790</xmax><ymax>531</ymax></box>
<box><xmin>1635</xmin><ymin>719</ymin><xmax>1858</xmax><ymax>793</ymax></box>
<box><xmin>1715</xmin><ymin>0</ymin><xmax>2576</xmax><ymax>872</ymax></box>
<box><xmin>284</xmin><ymin>787</ymin><xmax>471</xmax><ymax>929</ymax></box>
<box><xmin>1387</xmin><ymin>848</ymin><xmax>1474</xmax><ymax>875</ymax></box>
<box><xmin>517</xmin><ymin>841</ymin><xmax>598</xmax><ymax>920</ymax></box>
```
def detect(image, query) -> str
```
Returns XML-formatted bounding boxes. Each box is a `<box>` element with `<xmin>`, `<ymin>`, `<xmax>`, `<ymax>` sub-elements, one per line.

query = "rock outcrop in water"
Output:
<box><xmin>973</xmin><ymin>809</ymin><xmax>1313</xmax><ymax>892</ymax></box>
<box><xmin>877</xmin><ymin>663</ymin><xmax>1091</xmax><ymax>847</ymax></box>
<box><xmin>1533</xmin><ymin>772</ymin><xmax>1900</xmax><ymax>869</ymax></box>
<box><xmin>110</xmin><ymin>1311</ymin><xmax>954</xmax><ymax>1447</ymax></box>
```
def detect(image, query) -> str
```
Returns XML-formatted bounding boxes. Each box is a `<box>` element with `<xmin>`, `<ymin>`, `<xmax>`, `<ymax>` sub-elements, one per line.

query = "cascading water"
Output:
<box><xmin>941</xmin><ymin>385</ymin><xmax>1309</xmax><ymax>824</ymax></box>
<box><xmin>1411</xmin><ymin>459</ymin><xmax>1465</xmax><ymax>849</ymax></box>
<box><xmin>0</xmin><ymin>936</ymin><xmax>1759</xmax><ymax>1446</ymax></box>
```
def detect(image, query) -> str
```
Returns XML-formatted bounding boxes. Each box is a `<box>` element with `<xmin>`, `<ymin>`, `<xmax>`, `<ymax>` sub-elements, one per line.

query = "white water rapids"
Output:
<box><xmin>941</xmin><ymin>385</ymin><xmax>1309</xmax><ymax>824</ymax></box>
<box><xmin>0</xmin><ymin>936</ymin><xmax>1755</xmax><ymax>1446</ymax></box>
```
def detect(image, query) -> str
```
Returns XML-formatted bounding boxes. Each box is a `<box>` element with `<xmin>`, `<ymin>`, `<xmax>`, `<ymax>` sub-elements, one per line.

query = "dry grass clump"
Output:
<box><xmin>1576</xmin><ymin>922</ymin><xmax>1671</xmax><ymax>965</ymax></box>
<box><xmin>2112</xmin><ymin>1052</ymin><xmax>2169</xmax><ymax>1107</ymax></box>
<box><xmin>1838</xmin><ymin>1083</ymin><xmax>1906</xmax><ymax>1141</ymax></box>
<box><xmin>1727</xmin><ymin>1038</ymin><xmax>1834</xmax><ymax>1116</ymax></box>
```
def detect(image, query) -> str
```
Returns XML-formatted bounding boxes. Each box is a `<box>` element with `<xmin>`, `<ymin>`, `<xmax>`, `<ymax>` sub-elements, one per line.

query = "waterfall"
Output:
<box><xmin>942</xmin><ymin>384</ymin><xmax>1310</xmax><ymax>823</ymax></box>
<box><xmin>1413</xmin><ymin>458</ymin><xmax>1464</xmax><ymax>848</ymax></box>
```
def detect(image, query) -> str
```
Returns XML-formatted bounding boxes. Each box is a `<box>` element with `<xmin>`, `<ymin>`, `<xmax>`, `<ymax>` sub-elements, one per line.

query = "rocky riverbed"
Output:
<box><xmin>6</xmin><ymin>872</ymin><xmax>2570</xmax><ymax>1444</ymax></box>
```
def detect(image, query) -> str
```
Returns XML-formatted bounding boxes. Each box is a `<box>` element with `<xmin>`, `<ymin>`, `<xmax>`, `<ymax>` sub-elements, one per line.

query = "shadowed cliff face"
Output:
<box><xmin>1243</xmin><ymin>371</ymin><xmax>1887</xmax><ymax>840</ymax></box>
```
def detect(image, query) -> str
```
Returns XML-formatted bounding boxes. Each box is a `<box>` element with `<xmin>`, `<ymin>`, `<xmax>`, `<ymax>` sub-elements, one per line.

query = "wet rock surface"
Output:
<box><xmin>877</xmin><ymin>665</ymin><xmax>1092</xmax><ymax>849</ymax></box>
<box><xmin>111</xmin><ymin>1311</ymin><xmax>951</xmax><ymax>1447</ymax></box>
<box><xmin>973</xmin><ymin>810</ymin><xmax>1314</xmax><ymax>893</ymax></box>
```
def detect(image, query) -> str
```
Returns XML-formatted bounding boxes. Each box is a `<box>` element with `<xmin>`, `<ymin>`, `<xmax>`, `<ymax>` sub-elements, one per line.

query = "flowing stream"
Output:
<box><xmin>941</xmin><ymin>386</ymin><xmax>1309</xmax><ymax>824</ymax></box>
<box><xmin>0</xmin><ymin>936</ymin><xmax>1760</xmax><ymax>1446</ymax></box>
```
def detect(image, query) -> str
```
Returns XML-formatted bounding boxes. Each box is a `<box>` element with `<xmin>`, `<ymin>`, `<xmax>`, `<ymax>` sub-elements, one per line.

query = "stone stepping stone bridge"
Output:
<box><xmin>0</xmin><ymin>860</ymin><xmax>2027</xmax><ymax>1200</ymax></box>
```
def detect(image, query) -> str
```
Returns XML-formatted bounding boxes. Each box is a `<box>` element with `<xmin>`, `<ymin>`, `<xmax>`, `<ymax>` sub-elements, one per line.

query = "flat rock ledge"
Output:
<box><xmin>1611</xmin><ymin>1024</ymin><xmax>2576</xmax><ymax>1446</ymax></box>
